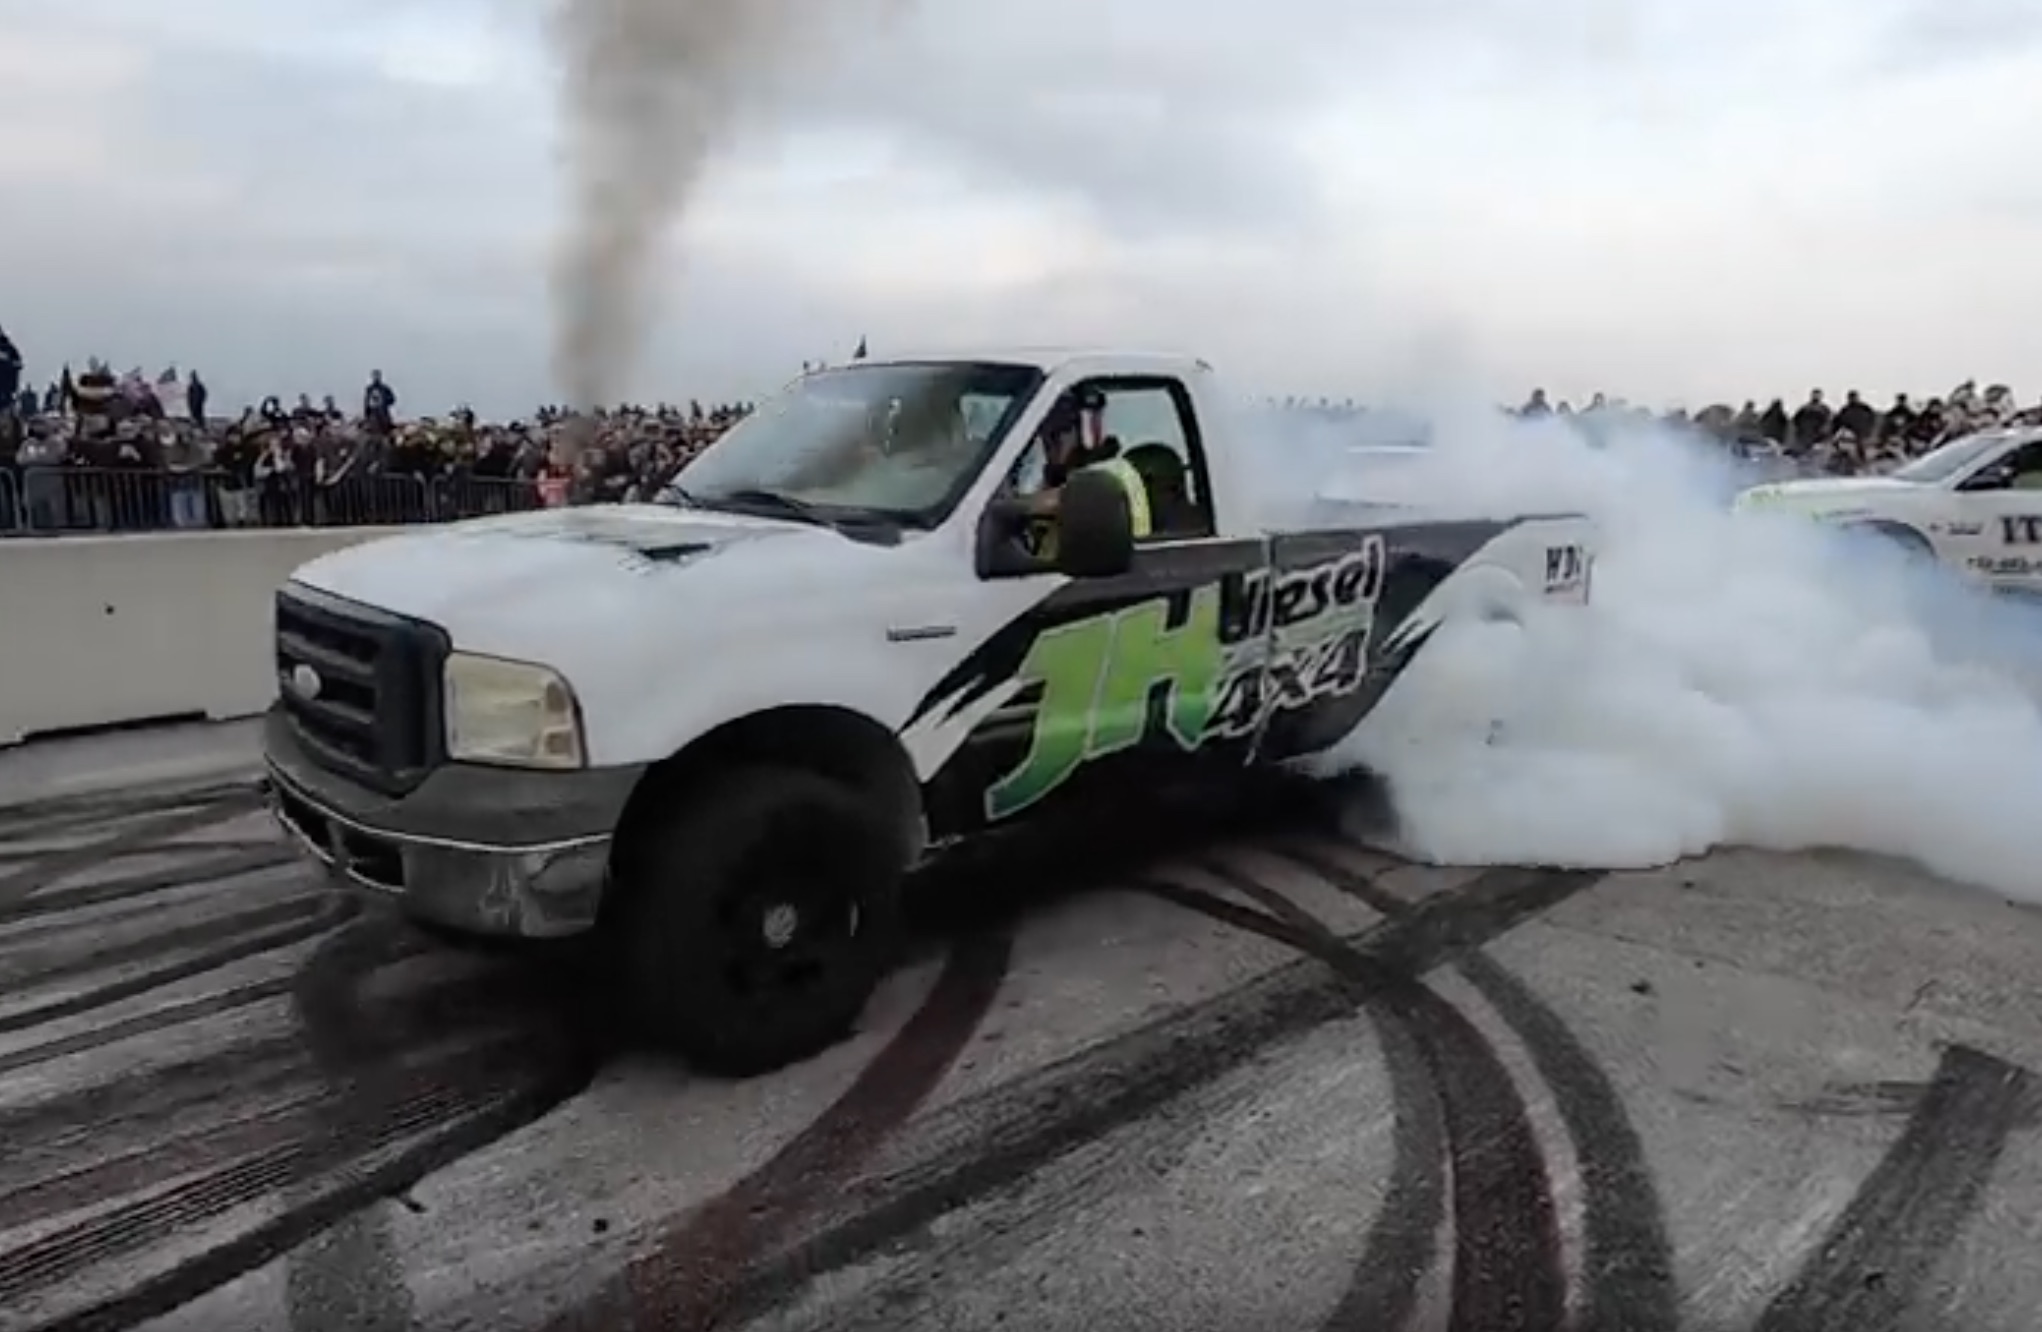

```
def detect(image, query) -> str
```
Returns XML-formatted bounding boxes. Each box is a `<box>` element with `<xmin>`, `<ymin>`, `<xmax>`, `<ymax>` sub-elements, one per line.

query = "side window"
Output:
<box><xmin>1964</xmin><ymin>442</ymin><xmax>2042</xmax><ymax>491</ymax></box>
<box><xmin>1095</xmin><ymin>385</ymin><xmax>1213</xmax><ymax>539</ymax></box>
<box><xmin>996</xmin><ymin>375</ymin><xmax>1219</xmax><ymax>541</ymax></box>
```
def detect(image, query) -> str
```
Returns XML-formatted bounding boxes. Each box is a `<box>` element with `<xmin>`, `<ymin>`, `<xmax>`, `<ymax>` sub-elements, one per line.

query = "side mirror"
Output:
<box><xmin>1055</xmin><ymin>467</ymin><xmax>1135</xmax><ymax>578</ymax></box>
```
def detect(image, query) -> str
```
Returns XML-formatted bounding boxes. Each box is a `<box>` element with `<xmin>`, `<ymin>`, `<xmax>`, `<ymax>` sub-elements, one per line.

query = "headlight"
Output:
<box><xmin>442</xmin><ymin>652</ymin><xmax>585</xmax><ymax>769</ymax></box>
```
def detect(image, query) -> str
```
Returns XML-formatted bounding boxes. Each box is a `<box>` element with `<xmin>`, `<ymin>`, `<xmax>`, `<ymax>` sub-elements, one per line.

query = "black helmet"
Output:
<box><xmin>1042</xmin><ymin>386</ymin><xmax>1103</xmax><ymax>436</ymax></box>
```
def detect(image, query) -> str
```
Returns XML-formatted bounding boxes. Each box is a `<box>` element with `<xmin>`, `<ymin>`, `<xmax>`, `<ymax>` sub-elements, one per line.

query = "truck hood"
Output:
<box><xmin>1736</xmin><ymin>475</ymin><xmax>1923</xmax><ymax>508</ymax></box>
<box><xmin>290</xmin><ymin>504</ymin><xmax>817</xmax><ymax>632</ymax></box>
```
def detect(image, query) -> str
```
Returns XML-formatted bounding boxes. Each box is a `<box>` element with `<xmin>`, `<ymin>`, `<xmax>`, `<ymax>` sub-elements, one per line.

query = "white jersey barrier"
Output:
<box><xmin>0</xmin><ymin>530</ymin><xmax>392</xmax><ymax>745</ymax></box>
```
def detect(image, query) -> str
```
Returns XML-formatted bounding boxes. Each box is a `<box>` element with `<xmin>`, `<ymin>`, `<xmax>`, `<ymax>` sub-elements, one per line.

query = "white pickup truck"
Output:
<box><xmin>263</xmin><ymin>349</ymin><xmax>1595</xmax><ymax>1072</ymax></box>
<box><xmin>1736</xmin><ymin>427</ymin><xmax>2042</xmax><ymax>587</ymax></box>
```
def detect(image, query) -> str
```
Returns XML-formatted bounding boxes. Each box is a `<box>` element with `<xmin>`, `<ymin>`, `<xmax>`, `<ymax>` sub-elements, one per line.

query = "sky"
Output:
<box><xmin>2</xmin><ymin>0</ymin><xmax>2041</xmax><ymax>415</ymax></box>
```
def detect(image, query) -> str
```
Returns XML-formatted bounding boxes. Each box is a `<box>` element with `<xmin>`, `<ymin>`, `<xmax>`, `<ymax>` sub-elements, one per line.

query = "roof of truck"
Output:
<box><xmin>846</xmin><ymin>346</ymin><xmax>1213</xmax><ymax>376</ymax></box>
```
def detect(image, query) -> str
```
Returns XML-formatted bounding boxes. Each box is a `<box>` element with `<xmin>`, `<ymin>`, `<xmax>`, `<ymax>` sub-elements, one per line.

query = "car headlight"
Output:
<box><xmin>442</xmin><ymin>652</ymin><xmax>585</xmax><ymax>769</ymax></box>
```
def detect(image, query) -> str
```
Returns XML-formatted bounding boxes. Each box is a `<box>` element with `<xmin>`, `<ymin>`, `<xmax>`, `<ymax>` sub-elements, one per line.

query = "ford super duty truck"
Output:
<box><xmin>263</xmin><ymin>349</ymin><xmax>1594</xmax><ymax>1072</ymax></box>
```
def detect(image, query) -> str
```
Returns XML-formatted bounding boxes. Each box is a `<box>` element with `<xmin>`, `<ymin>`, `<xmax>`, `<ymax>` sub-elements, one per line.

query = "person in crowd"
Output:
<box><xmin>0</xmin><ymin>324</ymin><xmax>21</xmax><ymax>410</ymax></box>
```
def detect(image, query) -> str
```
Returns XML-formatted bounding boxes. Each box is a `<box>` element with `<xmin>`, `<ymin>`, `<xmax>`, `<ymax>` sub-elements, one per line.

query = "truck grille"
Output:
<box><xmin>274</xmin><ymin>586</ymin><xmax>448</xmax><ymax>792</ymax></box>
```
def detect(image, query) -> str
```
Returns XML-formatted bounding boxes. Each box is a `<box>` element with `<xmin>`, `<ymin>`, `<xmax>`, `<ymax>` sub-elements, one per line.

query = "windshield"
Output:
<box><xmin>1889</xmin><ymin>432</ymin><xmax>2006</xmax><ymax>484</ymax></box>
<box><xmin>667</xmin><ymin>361</ymin><xmax>1043</xmax><ymax>527</ymax></box>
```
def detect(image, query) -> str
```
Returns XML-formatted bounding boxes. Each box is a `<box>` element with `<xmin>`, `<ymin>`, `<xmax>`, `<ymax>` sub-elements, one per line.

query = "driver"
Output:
<box><xmin>1019</xmin><ymin>386</ymin><xmax>1152</xmax><ymax>543</ymax></box>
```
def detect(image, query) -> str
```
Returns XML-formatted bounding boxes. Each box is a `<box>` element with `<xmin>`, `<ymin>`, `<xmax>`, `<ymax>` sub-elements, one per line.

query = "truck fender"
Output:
<box><xmin>609</xmin><ymin>704</ymin><xmax>927</xmax><ymax>884</ymax></box>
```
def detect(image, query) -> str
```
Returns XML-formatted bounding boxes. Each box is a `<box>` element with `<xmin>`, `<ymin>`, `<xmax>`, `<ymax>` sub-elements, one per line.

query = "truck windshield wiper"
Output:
<box><xmin>711</xmin><ymin>487</ymin><xmax>832</xmax><ymax>527</ymax></box>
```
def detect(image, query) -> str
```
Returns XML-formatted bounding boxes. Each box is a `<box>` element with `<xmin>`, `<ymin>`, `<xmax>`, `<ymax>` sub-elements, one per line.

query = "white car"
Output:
<box><xmin>1735</xmin><ymin>428</ymin><xmax>2042</xmax><ymax>586</ymax></box>
<box><xmin>261</xmin><ymin>348</ymin><xmax>1596</xmax><ymax>1072</ymax></box>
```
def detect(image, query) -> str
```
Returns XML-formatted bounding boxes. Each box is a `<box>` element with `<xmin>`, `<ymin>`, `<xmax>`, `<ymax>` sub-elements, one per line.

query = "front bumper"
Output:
<box><xmin>262</xmin><ymin>705</ymin><xmax>643</xmax><ymax>938</ymax></box>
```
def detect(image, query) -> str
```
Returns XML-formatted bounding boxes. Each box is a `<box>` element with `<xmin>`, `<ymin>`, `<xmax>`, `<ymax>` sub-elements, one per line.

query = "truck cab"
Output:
<box><xmin>264</xmin><ymin>349</ymin><xmax>1593</xmax><ymax>1072</ymax></box>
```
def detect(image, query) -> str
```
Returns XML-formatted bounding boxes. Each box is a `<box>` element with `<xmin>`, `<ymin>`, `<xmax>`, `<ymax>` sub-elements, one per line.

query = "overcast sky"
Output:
<box><xmin>3</xmin><ymin>0</ymin><xmax>2040</xmax><ymax>415</ymax></box>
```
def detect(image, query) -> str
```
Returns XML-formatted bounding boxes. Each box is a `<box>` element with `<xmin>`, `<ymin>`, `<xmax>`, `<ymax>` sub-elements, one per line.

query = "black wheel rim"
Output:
<box><xmin>707</xmin><ymin>810</ymin><xmax>864</xmax><ymax>1009</ymax></box>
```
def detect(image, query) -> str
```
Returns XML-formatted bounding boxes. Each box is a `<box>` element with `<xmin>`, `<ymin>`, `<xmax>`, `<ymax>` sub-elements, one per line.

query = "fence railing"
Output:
<box><xmin>0</xmin><ymin>468</ymin><xmax>548</xmax><ymax>535</ymax></box>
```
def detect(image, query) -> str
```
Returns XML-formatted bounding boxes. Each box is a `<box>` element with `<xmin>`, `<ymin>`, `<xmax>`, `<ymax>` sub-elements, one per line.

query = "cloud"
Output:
<box><xmin>2</xmin><ymin>0</ymin><xmax>2041</xmax><ymax>414</ymax></box>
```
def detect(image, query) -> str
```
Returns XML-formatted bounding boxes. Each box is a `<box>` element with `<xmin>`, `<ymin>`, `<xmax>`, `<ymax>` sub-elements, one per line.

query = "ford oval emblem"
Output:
<box><xmin>289</xmin><ymin>663</ymin><xmax>323</xmax><ymax>701</ymax></box>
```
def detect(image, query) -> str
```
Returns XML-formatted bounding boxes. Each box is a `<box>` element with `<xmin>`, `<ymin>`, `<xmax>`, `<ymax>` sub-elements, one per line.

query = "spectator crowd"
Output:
<box><xmin>0</xmin><ymin>347</ymin><xmax>755</xmax><ymax>535</ymax></box>
<box><xmin>3</xmin><ymin>320</ymin><xmax>2040</xmax><ymax>536</ymax></box>
<box><xmin>1510</xmin><ymin>381</ymin><xmax>2042</xmax><ymax>476</ymax></box>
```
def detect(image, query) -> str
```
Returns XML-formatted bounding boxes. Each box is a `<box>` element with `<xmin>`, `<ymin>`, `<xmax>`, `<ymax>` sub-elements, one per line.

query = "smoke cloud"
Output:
<box><xmin>546</xmin><ymin>0</ymin><xmax>840</xmax><ymax>409</ymax></box>
<box><xmin>1282</xmin><ymin>409</ymin><xmax>2042</xmax><ymax>905</ymax></box>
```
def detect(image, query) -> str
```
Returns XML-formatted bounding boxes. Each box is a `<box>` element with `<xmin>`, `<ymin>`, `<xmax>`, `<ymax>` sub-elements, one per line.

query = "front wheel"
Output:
<box><xmin>605</xmin><ymin>765</ymin><xmax>904</xmax><ymax>1075</ymax></box>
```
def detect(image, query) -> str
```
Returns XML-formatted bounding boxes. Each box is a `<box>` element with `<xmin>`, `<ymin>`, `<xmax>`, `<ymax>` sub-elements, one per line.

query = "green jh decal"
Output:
<box><xmin>984</xmin><ymin>591</ymin><xmax>1223</xmax><ymax>820</ymax></box>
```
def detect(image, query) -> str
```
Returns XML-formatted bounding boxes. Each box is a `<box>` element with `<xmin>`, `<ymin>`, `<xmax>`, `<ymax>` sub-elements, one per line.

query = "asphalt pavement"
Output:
<box><xmin>2</xmin><ymin>753</ymin><xmax>2041</xmax><ymax>1332</ymax></box>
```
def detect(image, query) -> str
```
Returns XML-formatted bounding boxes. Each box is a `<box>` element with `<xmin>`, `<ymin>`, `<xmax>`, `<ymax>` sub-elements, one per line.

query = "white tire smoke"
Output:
<box><xmin>1295</xmin><ymin>410</ymin><xmax>2042</xmax><ymax>905</ymax></box>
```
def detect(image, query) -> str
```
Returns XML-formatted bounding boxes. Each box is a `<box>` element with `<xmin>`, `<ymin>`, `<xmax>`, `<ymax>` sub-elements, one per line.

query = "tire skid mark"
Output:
<box><xmin>778</xmin><ymin>1073</ymin><xmax>1273</xmax><ymax>1332</ymax></box>
<box><xmin>2</xmin><ymin>924</ymin><xmax>595</xmax><ymax>1332</ymax></box>
<box><xmin>0</xmin><ymin>1040</ymin><xmax>312</xmax><ymax>1152</ymax></box>
<box><xmin>1</xmin><ymin>966</ymin><xmax>556</xmax><ymax>1200</ymax></box>
<box><xmin>0</xmin><ymin>795</ymin><xmax>261</xmax><ymax>913</ymax></box>
<box><xmin>283</xmin><ymin>913</ymin><xmax>604</xmax><ymax>1332</ymax></box>
<box><xmin>15</xmin><ymin>1046</ymin><xmax>578</xmax><ymax>1332</ymax></box>
<box><xmin>0</xmin><ymin>850</ymin><xmax>302</xmax><ymax>927</ymax></box>
<box><xmin>0</xmin><ymin>873</ymin><xmax>311</xmax><ymax>955</ymax></box>
<box><xmin>0</xmin><ymin>1042</ymin><xmax>536</xmax><ymax>1300</ymax></box>
<box><xmin>1276</xmin><ymin>841</ymin><xmax>1681</xmax><ymax>1332</ymax></box>
<box><xmin>0</xmin><ymin>977</ymin><xmax>296</xmax><ymax>1078</ymax></box>
<box><xmin>1158</xmin><ymin>865</ymin><xmax>1565</xmax><ymax>1332</ymax></box>
<box><xmin>1</xmin><ymin>894</ymin><xmax>332</xmax><ymax>993</ymax></box>
<box><xmin>0</xmin><ymin>922</ymin><xmax>430</xmax><ymax>1123</ymax></box>
<box><xmin>1177</xmin><ymin>857</ymin><xmax>1448</xmax><ymax>1332</ymax></box>
<box><xmin>0</xmin><ymin>782</ymin><xmax>259</xmax><ymax>840</ymax></box>
<box><xmin>714</xmin><ymin>865</ymin><xmax>1601</xmax><ymax>1328</ymax></box>
<box><xmin>0</xmin><ymin>1028</ymin><xmax>540</xmax><ymax>1237</ymax></box>
<box><xmin>284</xmin><ymin>912</ymin><xmax>435</xmax><ymax>1332</ymax></box>
<box><xmin>0</xmin><ymin>898</ymin><xmax>355</xmax><ymax>1037</ymax></box>
<box><xmin>1753</xmin><ymin>1044</ymin><xmax>2040</xmax><ymax>1332</ymax></box>
<box><xmin>546</xmin><ymin>929</ymin><xmax>1015</xmax><ymax>1332</ymax></box>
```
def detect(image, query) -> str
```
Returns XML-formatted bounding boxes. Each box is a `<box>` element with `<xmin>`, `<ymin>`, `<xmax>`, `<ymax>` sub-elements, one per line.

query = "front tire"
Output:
<box><xmin>605</xmin><ymin>765</ymin><xmax>904</xmax><ymax>1076</ymax></box>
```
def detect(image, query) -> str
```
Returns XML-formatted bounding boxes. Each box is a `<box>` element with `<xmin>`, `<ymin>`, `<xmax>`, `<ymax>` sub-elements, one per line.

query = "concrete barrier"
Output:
<box><xmin>0</xmin><ymin>529</ymin><xmax>395</xmax><ymax>745</ymax></box>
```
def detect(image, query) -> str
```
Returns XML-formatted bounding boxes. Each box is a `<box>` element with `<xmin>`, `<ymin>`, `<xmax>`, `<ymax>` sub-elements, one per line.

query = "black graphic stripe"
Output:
<box><xmin>1754</xmin><ymin>1043</ymin><xmax>2039</xmax><ymax>1332</ymax></box>
<box><xmin>1160</xmin><ymin>865</ymin><xmax>1564</xmax><ymax>1332</ymax></box>
<box><xmin>717</xmin><ymin>864</ymin><xmax>1603</xmax><ymax>1327</ymax></box>
<box><xmin>1278</xmin><ymin>840</ymin><xmax>1680</xmax><ymax>1332</ymax></box>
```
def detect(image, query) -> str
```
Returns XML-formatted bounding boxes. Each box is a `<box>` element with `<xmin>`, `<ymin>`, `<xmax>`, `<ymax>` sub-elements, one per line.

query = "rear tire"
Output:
<box><xmin>605</xmin><ymin>765</ymin><xmax>904</xmax><ymax>1076</ymax></box>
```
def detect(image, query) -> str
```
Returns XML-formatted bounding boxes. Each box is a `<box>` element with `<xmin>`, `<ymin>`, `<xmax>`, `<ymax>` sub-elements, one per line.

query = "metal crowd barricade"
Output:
<box><xmin>2</xmin><ymin>466</ymin><xmax>554</xmax><ymax>534</ymax></box>
<box><xmin>11</xmin><ymin>467</ymin><xmax>218</xmax><ymax>535</ymax></box>
<box><xmin>307</xmin><ymin>473</ymin><xmax>434</xmax><ymax>527</ymax></box>
<box><xmin>430</xmin><ymin>475</ymin><xmax>545</xmax><ymax>522</ymax></box>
